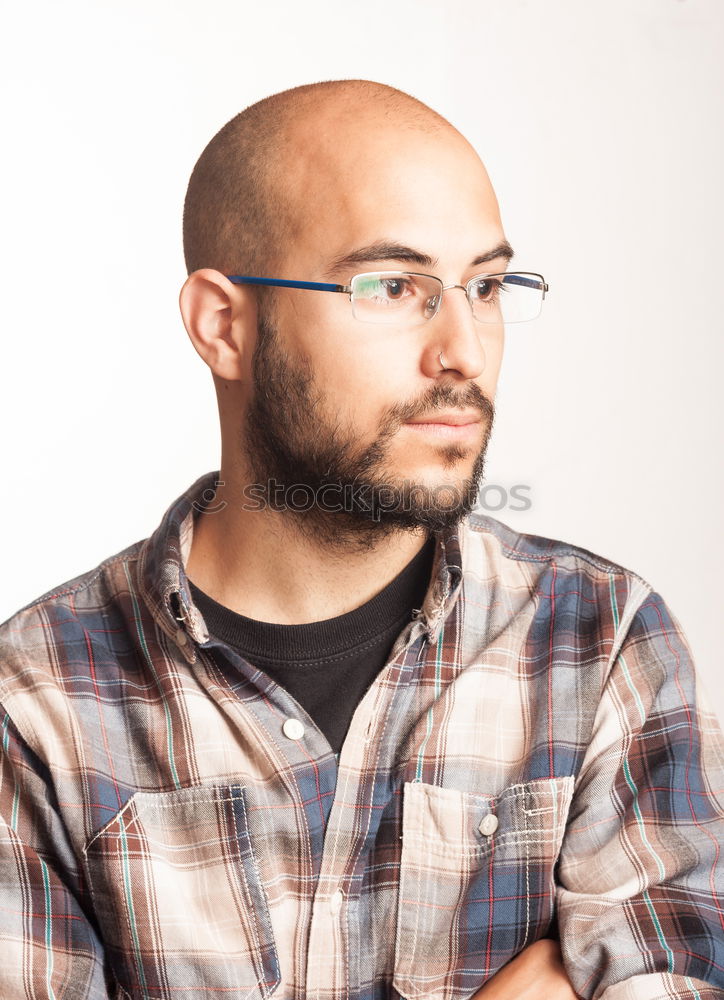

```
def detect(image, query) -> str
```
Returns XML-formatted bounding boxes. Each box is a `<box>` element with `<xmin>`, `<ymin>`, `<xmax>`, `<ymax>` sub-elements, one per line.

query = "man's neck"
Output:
<box><xmin>184</xmin><ymin>477</ymin><xmax>432</xmax><ymax>625</ymax></box>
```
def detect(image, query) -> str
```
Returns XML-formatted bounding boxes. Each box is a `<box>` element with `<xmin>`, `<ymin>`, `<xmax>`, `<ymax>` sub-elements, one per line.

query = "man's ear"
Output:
<box><xmin>178</xmin><ymin>269</ymin><xmax>258</xmax><ymax>381</ymax></box>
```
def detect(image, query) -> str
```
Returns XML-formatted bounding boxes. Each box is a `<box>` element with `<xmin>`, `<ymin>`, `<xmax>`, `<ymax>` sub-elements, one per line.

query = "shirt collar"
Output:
<box><xmin>138</xmin><ymin>469</ymin><xmax>465</xmax><ymax>665</ymax></box>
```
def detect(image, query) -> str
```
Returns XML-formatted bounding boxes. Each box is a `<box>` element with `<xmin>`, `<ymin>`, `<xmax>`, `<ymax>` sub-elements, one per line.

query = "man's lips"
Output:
<box><xmin>405</xmin><ymin>410</ymin><xmax>483</xmax><ymax>426</ymax></box>
<box><xmin>402</xmin><ymin>410</ymin><xmax>484</xmax><ymax>441</ymax></box>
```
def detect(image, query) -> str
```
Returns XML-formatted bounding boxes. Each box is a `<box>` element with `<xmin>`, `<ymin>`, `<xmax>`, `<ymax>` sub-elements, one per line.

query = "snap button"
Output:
<box><xmin>329</xmin><ymin>888</ymin><xmax>344</xmax><ymax>914</ymax></box>
<box><xmin>478</xmin><ymin>813</ymin><xmax>499</xmax><ymax>837</ymax></box>
<box><xmin>282</xmin><ymin>718</ymin><xmax>305</xmax><ymax>740</ymax></box>
<box><xmin>175</xmin><ymin>628</ymin><xmax>188</xmax><ymax>646</ymax></box>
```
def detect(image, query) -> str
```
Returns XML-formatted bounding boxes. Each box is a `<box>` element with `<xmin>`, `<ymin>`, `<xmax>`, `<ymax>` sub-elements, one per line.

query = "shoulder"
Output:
<box><xmin>457</xmin><ymin>511</ymin><xmax>655</xmax><ymax>641</ymax></box>
<box><xmin>461</xmin><ymin>510</ymin><xmax>651</xmax><ymax>584</ymax></box>
<box><xmin>1</xmin><ymin>538</ymin><xmax>144</xmax><ymax>626</ymax></box>
<box><xmin>0</xmin><ymin>539</ymin><xmax>145</xmax><ymax>707</ymax></box>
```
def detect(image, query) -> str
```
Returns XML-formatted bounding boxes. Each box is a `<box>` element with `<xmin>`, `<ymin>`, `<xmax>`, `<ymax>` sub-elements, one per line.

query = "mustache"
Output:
<box><xmin>384</xmin><ymin>382</ymin><xmax>495</xmax><ymax>429</ymax></box>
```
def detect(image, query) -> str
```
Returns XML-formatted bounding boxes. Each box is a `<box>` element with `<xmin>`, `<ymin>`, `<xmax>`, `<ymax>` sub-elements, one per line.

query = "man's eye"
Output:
<box><xmin>472</xmin><ymin>278</ymin><xmax>502</xmax><ymax>301</ymax></box>
<box><xmin>379</xmin><ymin>278</ymin><xmax>410</xmax><ymax>299</ymax></box>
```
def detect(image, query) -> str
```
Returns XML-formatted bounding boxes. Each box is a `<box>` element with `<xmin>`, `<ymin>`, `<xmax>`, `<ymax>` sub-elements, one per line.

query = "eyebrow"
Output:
<box><xmin>321</xmin><ymin>239</ymin><xmax>515</xmax><ymax>278</ymax></box>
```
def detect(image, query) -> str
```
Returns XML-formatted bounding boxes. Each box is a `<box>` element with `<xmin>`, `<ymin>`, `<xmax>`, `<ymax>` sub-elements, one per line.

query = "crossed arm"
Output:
<box><xmin>471</xmin><ymin>938</ymin><xmax>579</xmax><ymax>1000</ymax></box>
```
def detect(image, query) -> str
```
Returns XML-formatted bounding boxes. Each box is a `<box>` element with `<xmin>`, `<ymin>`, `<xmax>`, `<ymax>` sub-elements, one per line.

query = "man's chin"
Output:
<box><xmin>349</xmin><ymin>473</ymin><xmax>481</xmax><ymax>533</ymax></box>
<box><xmin>257</xmin><ymin>472</ymin><xmax>480</xmax><ymax>549</ymax></box>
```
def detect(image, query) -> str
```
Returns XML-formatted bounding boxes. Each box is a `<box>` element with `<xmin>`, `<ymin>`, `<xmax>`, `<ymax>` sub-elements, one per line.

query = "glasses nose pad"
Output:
<box><xmin>424</xmin><ymin>293</ymin><xmax>440</xmax><ymax>319</ymax></box>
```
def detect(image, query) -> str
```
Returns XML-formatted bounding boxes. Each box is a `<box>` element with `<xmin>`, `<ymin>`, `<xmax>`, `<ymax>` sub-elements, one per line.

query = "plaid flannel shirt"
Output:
<box><xmin>1</xmin><ymin>469</ymin><xmax>723</xmax><ymax>1000</ymax></box>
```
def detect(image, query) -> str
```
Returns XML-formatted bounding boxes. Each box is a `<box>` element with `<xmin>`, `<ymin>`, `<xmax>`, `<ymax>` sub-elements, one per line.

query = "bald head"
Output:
<box><xmin>182</xmin><ymin>79</ymin><xmax>471</xmax><ymax>280</ymax></box>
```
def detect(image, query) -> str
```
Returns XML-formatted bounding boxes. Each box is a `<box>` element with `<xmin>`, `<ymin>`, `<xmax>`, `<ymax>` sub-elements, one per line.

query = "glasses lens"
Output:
<box><xmin>350</xmin><ymin>272</ymin><xmax>444</xmax><ymax>325</ymax></box>
<box><xmin>469</xmin><ymin>272</ymin><xmax>545</xmax><ymax>324</ymax></box>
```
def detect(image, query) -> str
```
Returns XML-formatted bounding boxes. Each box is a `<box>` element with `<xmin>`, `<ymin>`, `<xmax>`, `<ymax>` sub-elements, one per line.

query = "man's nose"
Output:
<box><xmin>427</xmin><ymin>284</ymin><xmax>486</xmax><ymax>380</ymax></box>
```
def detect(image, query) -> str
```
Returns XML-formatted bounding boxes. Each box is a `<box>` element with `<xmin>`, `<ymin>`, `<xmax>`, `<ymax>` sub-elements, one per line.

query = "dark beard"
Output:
<box><xmin>241</xmin><ymin>311</ymin><xmax>495</xmax><ymax>552</ymax></box>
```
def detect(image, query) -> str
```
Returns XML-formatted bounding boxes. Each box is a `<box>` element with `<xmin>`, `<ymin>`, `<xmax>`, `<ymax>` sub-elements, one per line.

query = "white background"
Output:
<box><xmin>1</xmin><ymin>0</ymin><xmax>722</xmax><ymax>725</ymax></box>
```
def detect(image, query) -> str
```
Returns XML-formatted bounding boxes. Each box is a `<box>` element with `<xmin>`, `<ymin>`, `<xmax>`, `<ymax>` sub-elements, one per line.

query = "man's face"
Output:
<box><xmin>241</xmin><ymin>116</ymin><xmax>507</xmax><ymax>547</ymax></box>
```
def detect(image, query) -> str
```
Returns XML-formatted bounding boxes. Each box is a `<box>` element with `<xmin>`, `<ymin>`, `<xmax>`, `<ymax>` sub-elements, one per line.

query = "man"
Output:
<box><xmin>0</xmin><ymin>79</ymin><xmax>722</xmax><ymax>1000</ymax></box>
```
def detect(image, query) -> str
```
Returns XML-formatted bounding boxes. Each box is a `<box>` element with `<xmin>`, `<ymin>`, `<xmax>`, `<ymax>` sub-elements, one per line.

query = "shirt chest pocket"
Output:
<box><xmin>393</xmin><ymin>775</ymin><xmax>574</xmax><ymax>1000</ymax></box>
<box><xmin>82</xmin><ymin>784</ymin><xmax>281</xmax><ymax>1000</ymax></box>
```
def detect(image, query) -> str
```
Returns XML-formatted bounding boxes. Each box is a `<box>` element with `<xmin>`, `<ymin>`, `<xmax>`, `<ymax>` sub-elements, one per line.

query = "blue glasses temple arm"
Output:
<box><xmin>226</xmin><ymin>275</ymin><xmax>349</xmax><ymax>293</ymax></box>
<box><xmin>502</xmin><ymin>274</ymin><xmax>548</xmax><ymax>291</ymax></box>
<box><xmin>227</xmin><ymin>273</ymin><xmax>548</xmax><ymax>294</ymax></box>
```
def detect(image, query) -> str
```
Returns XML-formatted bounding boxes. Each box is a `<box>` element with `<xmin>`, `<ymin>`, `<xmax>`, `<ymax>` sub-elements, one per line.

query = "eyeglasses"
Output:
<box><xmin>225</xmin><ymin>270</ymin><xmax>549</xmax><ymax>325</ymax></box>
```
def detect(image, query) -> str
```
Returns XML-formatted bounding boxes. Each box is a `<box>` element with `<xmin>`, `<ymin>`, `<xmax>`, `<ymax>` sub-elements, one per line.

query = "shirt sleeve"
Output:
<box><xmin>555</xmin><ymin>590</ymin><xmax>724</xmax><ymax>1000</ymax></box>
<box><xmin>0</xmin><ymin>706</ymin><xmax>117</xmax><ymax>999</ymax></box>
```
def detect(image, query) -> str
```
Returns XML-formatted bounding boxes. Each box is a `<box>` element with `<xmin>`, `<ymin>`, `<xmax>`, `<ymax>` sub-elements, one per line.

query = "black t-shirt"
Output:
<box><xmin>188</xmin><ymin>537</ymin><xmax>435</xmax><ymax>756</ymax></box>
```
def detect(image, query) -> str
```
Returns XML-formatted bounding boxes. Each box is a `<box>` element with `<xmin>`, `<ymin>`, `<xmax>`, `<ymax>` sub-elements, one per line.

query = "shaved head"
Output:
<box><xmin>182</xmin><ymin>79</ymin><xmax>463</xmax><ymax>281</ymax></box>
